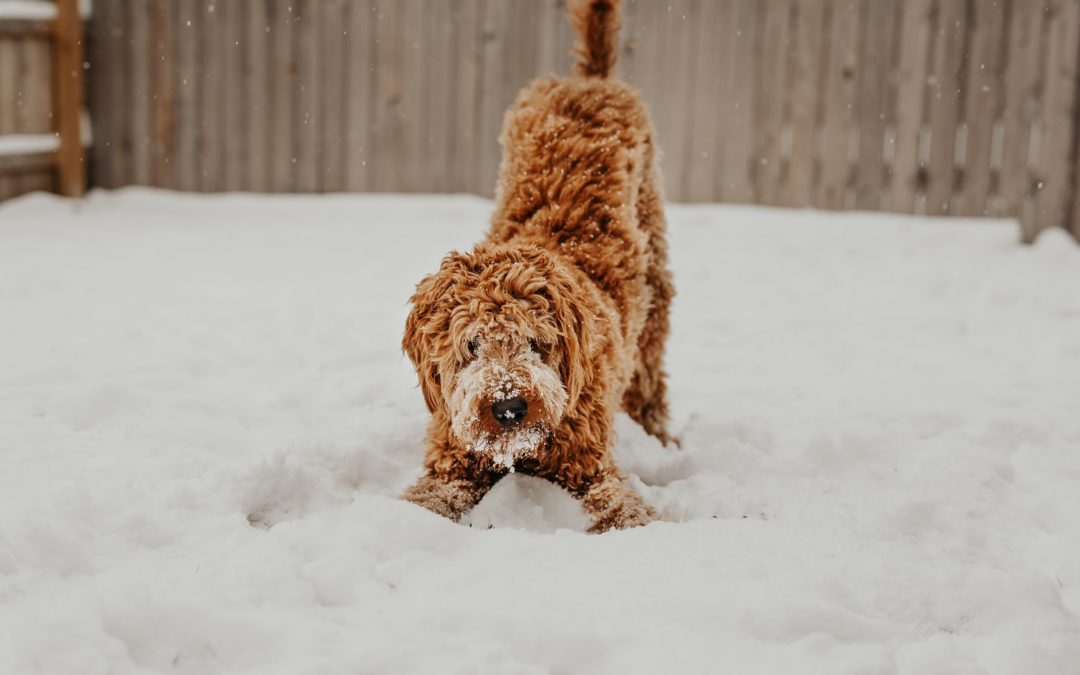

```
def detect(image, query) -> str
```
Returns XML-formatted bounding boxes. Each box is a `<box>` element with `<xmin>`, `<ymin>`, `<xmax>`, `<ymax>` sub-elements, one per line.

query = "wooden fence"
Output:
<box><xmin>0</xmin><ymin>0</ymin><xmax>86</xmax><ymax>201</ymax></box>
<box><xmin>53</xmin><ymin>1</ymin><xmax>1080</xmax><ymax>241</ymax></box>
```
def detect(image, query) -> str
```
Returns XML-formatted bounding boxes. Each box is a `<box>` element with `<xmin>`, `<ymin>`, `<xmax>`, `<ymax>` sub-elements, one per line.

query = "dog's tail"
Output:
<box><xmin>570</xmin><ymin>0</ymin><xmax>621</xmax><ymax>78</ymax></box>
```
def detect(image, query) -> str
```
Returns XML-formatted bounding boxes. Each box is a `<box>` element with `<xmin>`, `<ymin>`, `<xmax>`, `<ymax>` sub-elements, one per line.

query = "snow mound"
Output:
<box><xmin>1</xmin><ymin>188</ymin><xmax>1078</xmax><ymax>673</ymax></box>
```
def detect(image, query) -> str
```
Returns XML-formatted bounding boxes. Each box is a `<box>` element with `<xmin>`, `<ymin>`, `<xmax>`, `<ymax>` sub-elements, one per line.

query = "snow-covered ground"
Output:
<box><xmin>1</xmin><ymin>188</ymin><xmax>1078</xmax><ymax>674</ymax></box>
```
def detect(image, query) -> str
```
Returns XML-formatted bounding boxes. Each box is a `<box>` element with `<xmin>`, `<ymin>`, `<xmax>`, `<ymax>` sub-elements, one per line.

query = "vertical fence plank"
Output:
<box><xmin>245</xmin><ymin>0</ymin><xmax>270</xmax><ymax>192</ymax></box>
<box><xmin>221</xmin><ymin>0</ymin><xmax>246</xmax><ymax>192</ymax></box>
<box><xmin>449</xmin><ymin>0</ymin><xmax>481</xmax><ymax>194</ymax></box>
<box><xmin>855</xmin><ymin>0</ymin><xmax>892</xmax><ymax>211</ymax></box>
<box><xmin>959</xmin><ymin>0</ymin><xmax>1005</xmax><ymax>217</ymax></box>
<box><xmin>127</xmin><ymin>0</ymin><xmax>151</xmax><ymax>187</ymax></box>
<box><xmin>0</xmin><ymin>38</ymin><xmax>16</xmax><ymax>199</ymax></box>
<box><xmin>1031</xmin><ymin>0</ymin><xmax>1080</xmax><ymax>241</ymax></box>
<box><xmin>890</xmin><ymin>0</ymin><xmax>933</xmax><ymax>213</ymax></box>
<box><xmin>685</xmin><ymin>0</ymin><xmax>725</xmax><ymax>202</ymax></box>
<box><xmin>754</xmin><ymin>0</ymin><xmax>792</xmax><ymax>206</ymax></box>
<box><xmin>345</xmin><ymin>0</ymin><xmax>374</xmax><ymax>192</ymax></box>
<box><xmin>476</xmin><ymin>0</ymin><xmax>506</xmax><ymax>196</ymax></box>
<box><xmin>150</xmin><ymin>0</ymin><xmax>174</xmax><ymax>189</ymax></box>
<box><xmin>785</xmin><ymin>0</ymin><xmax>825</xmax><ymax>208</ymax></box>
<box><xmin>200</xmin><ymin>1</ymin><xmax>221</xmax><ymax>191</ymax></box>
<box><xmin>817</xmin><ymin>0</ymin><xmax>860</xmax><ymax>209</ymax></box>
<box><xmin>91</xmin><ymin>0</ymin><xmax>127</xmax><ymax>188</ymax></box>
<box><xmin>372</xmin><ymin>0</ymin><xmax>402</xmax><ymax>192</ymax></box>
<box><xmin>16</xmin><ymin>37</ymin><xmax>54</xmax><ymax>193</ymax></box>
<box><xmin>425</xmin><ymin>0</ymin><xmax>455</xmax><ymax>193</ymax></box>
<box><xmin>269</xmin><ymin>0</ymin><xmax>295</xmax><ymax>192</ymax></box>
<box><xmin>54</xmin><ymin>0</ymin><xmax>85</xmax><ymax>196</ymax></box>
<box><xmin>0</xmin><ymin>39</ymin><xmax>15</xmax><ymax>136</ymax></box>
<box><xmin>174</xmin><ymin>0</ymin><xmax>200</xmax><ymax>191</ymax></box>
<box><xmin>1000</xmin><ymin>0</ymin><xmax>1043</xmax><ymax>229</ymax></box>
<box><xmin>399</xmin><ymin>0</ymin><xmax>425</xmax><ymax>192</ymax></box>
<box><xmin>720</xmin><ymin>0</ymin><xmax>758</xmax><ymax>203</ymax></box>
<box><xmin>293</xmin><ymin>0</ymin><xmax>319</xmax><ymax>192</ymax></box>
<box><xmin>319</xmin><ymin>0</ymin><xmax>347</xmax><ymax>193</ymax></box>
<box><xmin>925</xmin><ymin>0</ymin><xmax>965</xmax><ymax>216</ymax></box>
<box><xmin>657</xmin><ymin>0</ymin><xmax>694</xmax><ymax>201</ymax></box>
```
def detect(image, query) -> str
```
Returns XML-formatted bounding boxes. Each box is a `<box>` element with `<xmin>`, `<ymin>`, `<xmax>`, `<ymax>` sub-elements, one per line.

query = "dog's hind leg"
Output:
<box><xmin>622</xmin><ymin>173</ymin><xmax>676</xmax><ymax>445</ymax></box>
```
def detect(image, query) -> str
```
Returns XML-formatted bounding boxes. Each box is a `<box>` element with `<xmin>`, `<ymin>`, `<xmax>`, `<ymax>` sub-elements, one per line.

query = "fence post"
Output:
<box><xmin>54</xmin><ymin>0</ymin><xmax>85</xmax><ymax>197</ymax></box>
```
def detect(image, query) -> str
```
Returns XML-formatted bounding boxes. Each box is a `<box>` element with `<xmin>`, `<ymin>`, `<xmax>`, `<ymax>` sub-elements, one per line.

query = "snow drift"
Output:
<box><xmin>0</xmin><ymin>189</ymin><xmax>1078</xmax><ymax>673</ymax></box>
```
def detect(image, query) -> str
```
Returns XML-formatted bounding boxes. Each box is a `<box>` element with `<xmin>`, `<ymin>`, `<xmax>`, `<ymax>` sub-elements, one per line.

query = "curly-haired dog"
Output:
<box><xmin>402</xmin><ymin>0</ymin><xmax>674</xmax><ymax>533</ymax></box>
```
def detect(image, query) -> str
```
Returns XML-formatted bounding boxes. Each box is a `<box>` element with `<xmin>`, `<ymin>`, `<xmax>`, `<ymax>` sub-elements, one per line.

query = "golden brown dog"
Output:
<box><xmin>402</xmin><ymin>0</ymin><xmax>674</xmax><ymax>533</ymax></box>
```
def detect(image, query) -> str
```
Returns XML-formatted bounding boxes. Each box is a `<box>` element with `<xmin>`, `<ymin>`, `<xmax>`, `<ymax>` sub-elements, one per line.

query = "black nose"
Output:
<box><xmin>491</xmin><ymin>397</ymin><xmax>527</xmax><ymax>428</ymax></box>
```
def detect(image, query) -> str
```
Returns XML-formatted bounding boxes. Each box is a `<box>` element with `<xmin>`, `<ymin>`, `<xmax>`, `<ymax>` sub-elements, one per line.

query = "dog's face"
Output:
<box><xmin>404</xmin><ymin>244</ymin><xmax>595</xmax><ymax>468</ymax></box>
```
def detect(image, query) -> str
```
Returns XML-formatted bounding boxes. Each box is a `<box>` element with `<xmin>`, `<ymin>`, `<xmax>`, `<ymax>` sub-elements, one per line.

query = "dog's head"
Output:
<box><xmin>403</xmin><ymin>244</ymin><xmax>598</xmax><ymax>468</ymax></box>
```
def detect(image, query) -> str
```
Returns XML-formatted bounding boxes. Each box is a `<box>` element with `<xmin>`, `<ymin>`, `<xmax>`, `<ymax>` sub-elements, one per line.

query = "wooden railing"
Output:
<box><xmin>0</xmin><ymin>0</ymin><xmax>86</xmax><ymax>201</ymax></box>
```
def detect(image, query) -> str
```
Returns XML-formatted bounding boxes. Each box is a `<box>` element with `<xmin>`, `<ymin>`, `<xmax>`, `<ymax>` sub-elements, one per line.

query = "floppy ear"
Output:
<box><xmin>546</xmin><ymin>267</ymin><xmax>602</xmax><ymax>412</ymax></box>
<box><xmin>403</xmin><ymin>255</ymin><xmax>464</xmax><ymax>414</ymax></box>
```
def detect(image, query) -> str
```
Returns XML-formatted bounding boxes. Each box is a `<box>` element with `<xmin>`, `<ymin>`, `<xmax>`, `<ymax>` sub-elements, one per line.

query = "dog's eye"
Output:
<box><xmin>528</xmin><ymin>339</ymin><xmax>542</xmax><ymax>356</ymax></box>
<box><xmin>467</xmin><ymin>339</ymin><xmax>480</xmax><ymax>357</ymax></box>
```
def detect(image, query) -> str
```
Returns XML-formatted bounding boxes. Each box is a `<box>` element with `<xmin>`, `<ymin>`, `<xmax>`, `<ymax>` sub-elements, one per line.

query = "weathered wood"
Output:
<box><xmin>925</xmin><ymin>0</ymin><xmax>966</xmax><ymax>216</ymax></box>
<box><xmin>0</xmin><ymin>0</ymin><xmax>1054</xmax><ymax>246</ymax></box>
<box><xmin>15</xmin><ymin>35</ymin><xmax>51</xmax><ymax>133</ymax></box>
<box><xmin>90</xmin><ymin>0</ymin><xmax>126</xmax><ymax>188</ymax></box>
<box><xmin>890</xmin><ymin>0</ymin><xmax>933</xmax><ymax>213</ymax></box>
<box><xmin>371</xmin><ymin>0</ymin><xmax>403</xmax><ymax>192</ymax></box>
<box><xmin>245</xmin><ymin>0</ymin><xmax>270</xmax><ymax>192</ymax></box>
<box><xmin>399</xmin><ymin>0</ymin><xmax>424</xmax><ymax>192</ymax></box>
<box><xmin>319</xmin><ymin>0</ymin><xmax>347</xmax><ymax>193</ymax></box>
<box><xmin>221</xmin><ymin>0</ymin><xmax>246</xmax><ymax>192</ymax></box>
<box><xmin>269</xmin><ymin>0</ymin><xmax>296</xmax><ymax>192</ymax></box>
<box><xmin>344</xmin><ymin>0</ymin><xmax>374</xmax><ymax>192</ymax></box>
<box><xmin>0</xmin><ymin>150</ymin><xmax>56</xmax><ymax>174</ymax></box>
<box><xmin>958</xmin><ymin>0</ymin><xmax>1005</xmax><ymax>217</ymax></box>
<box><xmin>0</xmin><ymin>38</ymin><xmax>17</xmax><ymax>135</ymax></box>
<box><xmin>150</xmin><ymin>0</ymin><xmax>175</xmax><ymax>189</ymax></box>
<box><xmin>784</xmin><ymin>0</ymin><xmax>825</xmax><ymax>208</ymax></box>
<box><xmin>754</xmin><ymin>0</ymin><xmax>792</xmax><ymax>206</ymax></box>
<box><xmin>720</xmin><ymin>0</ymin><xmax>758</xmax><ymax>203</ymax></box>
<box><xmin>475</xmin><ymin>0</ymin><xmax>506</xmax><ymax>196</ymax></box>
<box><xmin>0</xmin><ymin>19</ymin><xmax>52</xmax><ymax>37</ymax></box>
<box><xmin>999</xmin><ymin>0</ymin><xmax>1044</xmax><ymax>228</ymax></box>
<box><xmin>685</xmin><ymin>0</ymin><xmax>725</xmax><ymax>202</ymax></box>
<box><xmin>173</xmin><ymin>0</ymin><xmax>200</xmax><ymax>191</ymax></box>
<box><xmin>293</xmin><ymin>0</ymin><xmax>319</xmax><ymax>193</ymax></box>
<box><xmin>855</xmin><ymin>0</ymin><xmax>892</xmax><ymax>211</ymax></box>
<box><xmin>1031</xmin><ymin>0</ymin><xmax>1080</xmax><ymax>242</ymax></box>
<box><xmin>127</xmin><ymin>0</ymin><xmax>151</xmax><ymax>187</ymax></box>
<box><xmin>448</xmin><ymin>0</ymin><xmax>481</xmax><ymax>194</ymax></box>
<box><xmin>817</xmin><ymin>0</ymin><xmax>860</xmax><ymax>210</ymax></box>
<box><xmin>200</xmin><ymin>0</ymin><xmax>221</xmax><ymax>191</ymax></box>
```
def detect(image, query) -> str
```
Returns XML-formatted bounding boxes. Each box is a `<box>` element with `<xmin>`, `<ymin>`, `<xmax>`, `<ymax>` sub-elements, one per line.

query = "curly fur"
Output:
<box><xmin>401</xmin><ymin>0</ymin><xmax>674</xmax><ymax>533</ymax></box>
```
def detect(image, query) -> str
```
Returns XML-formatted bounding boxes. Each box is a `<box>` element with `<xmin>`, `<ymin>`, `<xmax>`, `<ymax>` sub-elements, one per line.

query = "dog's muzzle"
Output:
<box><xmin>491</xmin><ymin>397</ymin><xmax>527</xmax><ymax>428</ymax></box>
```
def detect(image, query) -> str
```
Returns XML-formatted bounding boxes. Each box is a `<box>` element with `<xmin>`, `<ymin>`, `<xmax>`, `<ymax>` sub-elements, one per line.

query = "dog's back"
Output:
<box><xmin>487</xmin><ymin>0</ymin><xmax>665</xmax><ymax>342</ymax></box>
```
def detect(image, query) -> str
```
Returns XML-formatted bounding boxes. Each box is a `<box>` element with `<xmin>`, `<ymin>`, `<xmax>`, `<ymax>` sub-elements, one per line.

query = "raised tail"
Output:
<box><xmin>570</xmin><ymin>0</ymin><xmax>621</xmax><ymax>78</ymax></box>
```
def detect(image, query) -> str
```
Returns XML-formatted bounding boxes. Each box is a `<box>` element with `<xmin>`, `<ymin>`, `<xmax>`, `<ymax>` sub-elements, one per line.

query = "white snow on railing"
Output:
<box><xmin>0</xmin><ymin>133</ymin><xmax>59</xmax><ymax>157</ymax></box>
<box><xmin>0</xmin><ymin>0</ymin><xmax>92</xmax><ymax>21</ymax></box>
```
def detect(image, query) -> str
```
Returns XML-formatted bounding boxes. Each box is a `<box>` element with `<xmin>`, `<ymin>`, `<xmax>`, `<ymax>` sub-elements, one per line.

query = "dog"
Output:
<box><xmin>401</xmin><ymin>0</ymin><xmax>674</xmax><ymax>533</ymax></box>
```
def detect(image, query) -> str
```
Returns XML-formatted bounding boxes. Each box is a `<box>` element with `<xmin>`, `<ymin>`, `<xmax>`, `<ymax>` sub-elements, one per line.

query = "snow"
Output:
<box><xmin>1</xmin><ymin>188</ymin><xmax>1078</xmax><ymax>674</ymax></box>
<box><xmin>0</xmin><ymin>0</ymin><xmax>92</xmax><ymax>20</ymax></box>
<box><xmin>0</xmin><ymin>134</ymin><xmax>58</xmax><ymax>157</ymax></box>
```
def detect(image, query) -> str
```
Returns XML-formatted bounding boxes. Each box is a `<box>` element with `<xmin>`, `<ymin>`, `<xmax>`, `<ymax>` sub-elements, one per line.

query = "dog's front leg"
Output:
<box><xmin>578</xmin><ymin>471</ymin><xmax>657</xmax><ymax>534</ymax></box>
<box><xmin>402</xmin><ymin>471</ymin><xmax>495</xmax><ymax>523</ymax></box>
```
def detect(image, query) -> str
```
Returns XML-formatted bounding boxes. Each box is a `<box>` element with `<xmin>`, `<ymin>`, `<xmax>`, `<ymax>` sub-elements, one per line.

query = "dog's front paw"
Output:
<box><xmin>581</xmin><ymin>475</ymin><xmax>658</xmax><ymax>533</ymax></box>
<box><xmin>402</xmin><ymin>474</ymin><xmax>488</xmax><ymax>522</ymax></box>
<box><xmin>586</xmin><ymin>499</ymin><xmax>657</xmax><ymax>534</ymax></box>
